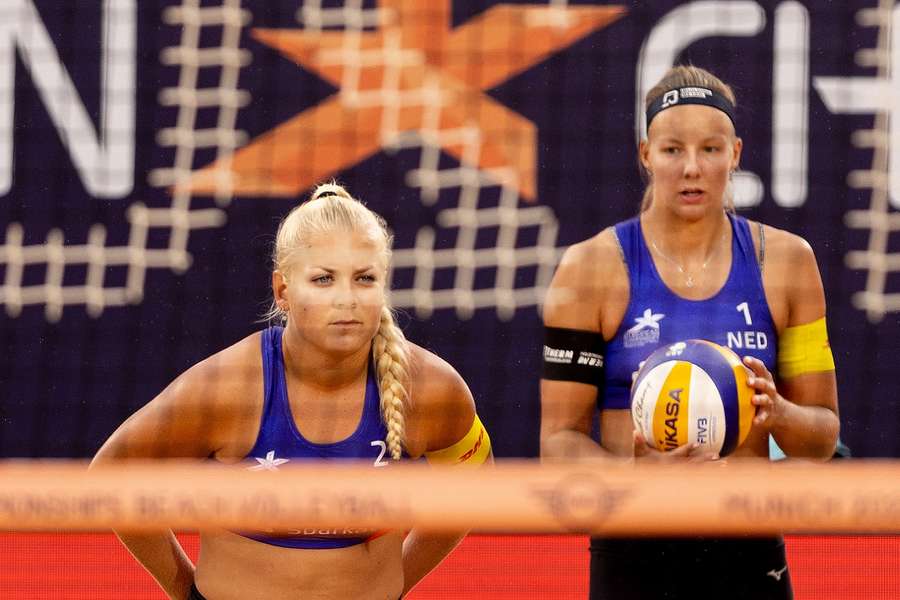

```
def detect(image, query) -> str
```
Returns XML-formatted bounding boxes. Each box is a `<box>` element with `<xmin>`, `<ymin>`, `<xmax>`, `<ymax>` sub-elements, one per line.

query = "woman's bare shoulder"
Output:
<box><xmin>755</xmin><ymin>222</ymin><xmax>814</xmax><ymax>256</ymax></box>
<box><xmin>556</xmin><ymin>227</ymin><xmax>623</xmax><ymax>277</ymax></box>
<box><xmin>182</xmin><ymin>331</ymin><xmax>264</xmax><ymax>398</ymax></box>
<box><xmin>406</xmin><ymin>343</ymin><xmax>472</xmax><ymax>410</ymax></box>
<box><xmin>93</xmin><ymin>331</ymin><xmax>266</xmax><ymax>460</ymax></box>
<box><xmin>752</xmin><ymin>221</ymin><xmax>825</xmax><ymax>327</ymax></box>
<box><xmin>404</xmin><ymin>342</ymin><xmax>477</xmax><ymax>455</ymax></box>
<box><xmin>545</xmin><ymin>226</ymin><xmax>629</xmax><ymax>332</ymax></box>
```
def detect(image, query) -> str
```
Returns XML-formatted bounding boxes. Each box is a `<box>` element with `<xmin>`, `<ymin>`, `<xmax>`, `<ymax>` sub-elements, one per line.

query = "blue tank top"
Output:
<box><xmin>241</xmin><ymin>326</ymin><xmax>390</xmax><ymax>549</ymax></box>
<box><xmin>603</xmin><ymin>213</ymin><xmax>776</xmax><ymax>410</ymax></box>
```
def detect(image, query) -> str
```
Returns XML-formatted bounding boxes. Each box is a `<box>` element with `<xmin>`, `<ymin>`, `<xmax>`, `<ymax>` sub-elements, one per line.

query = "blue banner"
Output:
<box><xmin>1</xmin><ymin>1</ymin><xmax>896</xmax><ymax>457</ymax></box>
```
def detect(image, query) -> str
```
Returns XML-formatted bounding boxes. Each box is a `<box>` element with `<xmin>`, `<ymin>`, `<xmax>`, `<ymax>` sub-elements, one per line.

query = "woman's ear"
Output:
<box><xmin>272</xmin><ymin>270</ymin><xmax>289</xmax><ymax>309</ymax></box>
<box><xmin>639</xmin><ymin>138</ymin><xmax>651</xmax><ymax>173</ymax></box>
<box><xmin>731</xmin><ymin>136</ymin><xmax>743</xmax><ymax>171</ymax></box>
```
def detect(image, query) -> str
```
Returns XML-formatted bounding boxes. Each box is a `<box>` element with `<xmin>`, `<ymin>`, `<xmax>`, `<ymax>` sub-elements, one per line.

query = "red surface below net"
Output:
<box><xmin>0</xmin><ymin>533</ymin><xmax>897</xmax><ymax>599</ymax></box>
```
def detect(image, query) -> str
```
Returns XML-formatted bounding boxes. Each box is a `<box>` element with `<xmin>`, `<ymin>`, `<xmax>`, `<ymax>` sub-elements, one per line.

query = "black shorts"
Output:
<box><xmin>589</xmin><ymin>536</ymin><xmax>793</xmax><ymax>600</ymax></box>
<box><xmin>189</xmin><ymin>583</ymin><xmax>207</xmax><ymax>600</ymax></box>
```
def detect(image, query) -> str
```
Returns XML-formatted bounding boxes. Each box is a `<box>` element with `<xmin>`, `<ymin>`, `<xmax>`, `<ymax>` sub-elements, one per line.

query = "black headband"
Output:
<box><xmin>645</xmin><ymin>86</ymin><xmax>735</xmax><ymax>130</ymax></box>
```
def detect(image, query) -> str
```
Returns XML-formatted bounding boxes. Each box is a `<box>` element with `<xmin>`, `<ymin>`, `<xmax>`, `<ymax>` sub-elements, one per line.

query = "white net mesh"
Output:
<box><xmin>842</xmin><ymin>1</ymin><xmax>898</xmax><ymax>322</ymax></box>
<box><xmin>0</xmin><ymin>0</ymin><xmax>250</xmax><ymax>321</ymax></box>
<box><xmin>0</xmin><ymin>0</ymin><xmax>589</xmax><ymax>322</ymax></box>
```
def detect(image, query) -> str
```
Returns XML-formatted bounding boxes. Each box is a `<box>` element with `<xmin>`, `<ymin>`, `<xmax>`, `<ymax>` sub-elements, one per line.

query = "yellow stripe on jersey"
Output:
<box><xmin>424</xmin><ymin>414</ymin><xmax>491</xmax><ymax>467</ymax></box>
<box><xmin>778</xmin><ymin>317</ymin><xmax>836</xmax><ymax>379</ymax></box>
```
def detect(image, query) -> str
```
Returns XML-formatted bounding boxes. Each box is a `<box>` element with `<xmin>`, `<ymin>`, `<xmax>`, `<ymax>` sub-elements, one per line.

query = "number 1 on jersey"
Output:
<box><xmin>736</xmin><ymin>302</ymin><xmax>753</xmax><ymax>326</ymax></box>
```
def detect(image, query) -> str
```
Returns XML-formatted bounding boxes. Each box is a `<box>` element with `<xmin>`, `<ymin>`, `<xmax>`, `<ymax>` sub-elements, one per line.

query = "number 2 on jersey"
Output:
<box><xmin>371</xmin><ymin>440</ymin><xmax>389</xmax><ymax>467</ymax></box>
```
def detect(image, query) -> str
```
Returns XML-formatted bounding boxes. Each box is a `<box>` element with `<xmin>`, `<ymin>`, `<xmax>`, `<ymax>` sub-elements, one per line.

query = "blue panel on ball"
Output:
<box><xmin>689</xmin><ymin>341</ymin><xmax>741</xmax><ymax>456</ymax></box>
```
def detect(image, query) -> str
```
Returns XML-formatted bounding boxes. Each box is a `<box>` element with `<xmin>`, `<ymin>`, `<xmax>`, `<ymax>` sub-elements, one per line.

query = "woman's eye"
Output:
<box><xmin>313</xmin><ymin>274</ymin><xmax>332</xmax><ymax>284</ymax></box>
<box><xmin>705</xmin><ymin>146</ymin><xmax>720</xmax><ymax>153</ymax></box>
<box><xmin>358</xmin><ymin>274</ymin><xmax>376</xmax><ymax>283</ymax></box>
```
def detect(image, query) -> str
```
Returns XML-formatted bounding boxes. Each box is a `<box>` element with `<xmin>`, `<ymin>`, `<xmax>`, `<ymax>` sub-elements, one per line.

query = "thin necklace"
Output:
<box><xmin>649</xmin><ymin>230</ymin><xmax>727</xmax><ymax>288</ymax></box>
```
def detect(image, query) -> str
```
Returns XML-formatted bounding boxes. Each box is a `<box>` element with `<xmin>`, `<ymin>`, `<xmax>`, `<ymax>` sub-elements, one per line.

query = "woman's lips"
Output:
<box><xmin>679</xmin><ymin>189</ymin><xmax>705</xmax><ymax>203</ymax></box>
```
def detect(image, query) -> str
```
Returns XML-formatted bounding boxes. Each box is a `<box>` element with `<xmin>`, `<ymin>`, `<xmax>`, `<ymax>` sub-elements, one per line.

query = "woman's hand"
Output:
<box><xmin>743</xmin><ymin>355</ymin><xmax>785</xmax><ymax>431</ymax></box>
<box><xmin>630</xmin><ymin>361</ymin><xmax>646</xmax><ymax>383</ymax></box>
<box><xmin>632</xmin><ymin>430</ymin><xmax>714</xmax><ymax>462</ymax></box>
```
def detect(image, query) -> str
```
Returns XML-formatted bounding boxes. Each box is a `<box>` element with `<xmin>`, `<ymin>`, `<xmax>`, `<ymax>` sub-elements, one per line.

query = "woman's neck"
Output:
<box><xmin>280</xmin><ymin>326</ymin><xmax>370</xmax><ymax>389</ymax></box>
<box><xmin>641</xmin><ymin>208</ymin><xmax>730</xmax><ymax>263</ymax></box>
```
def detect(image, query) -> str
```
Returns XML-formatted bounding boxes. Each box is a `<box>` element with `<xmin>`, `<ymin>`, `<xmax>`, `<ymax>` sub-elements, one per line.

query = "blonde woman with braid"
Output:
<box><xmin>93</xmin><ymin>183</ymin><xmax>492</xmax><ymax>600</ymax></box>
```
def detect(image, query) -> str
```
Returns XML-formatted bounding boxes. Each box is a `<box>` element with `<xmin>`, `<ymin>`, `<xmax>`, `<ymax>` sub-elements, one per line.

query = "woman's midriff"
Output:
<box><xmin>194</xmin><ymin>530</ymin><xmax>404</xmax><ymax>600</ymax></box>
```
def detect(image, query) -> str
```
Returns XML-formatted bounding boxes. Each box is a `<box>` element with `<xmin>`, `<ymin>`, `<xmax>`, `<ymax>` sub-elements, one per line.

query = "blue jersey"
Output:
<box><xmin>240</xmin><ymin>326</ymin><xmax>389</xmax><ymax>549</ymax></box>
<box><xmin>603</xmin><ymin>213</ymin><xmax>776</xmax><ymax>410</ymax></box>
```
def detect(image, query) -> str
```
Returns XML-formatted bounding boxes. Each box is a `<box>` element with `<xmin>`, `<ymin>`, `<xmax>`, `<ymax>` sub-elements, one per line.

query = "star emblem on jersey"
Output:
<box><xmin>624</xmin><ymin>308</ymin><xmax>664</xmax><ymax>349</ymax></box>
<box><xmin>185</xmin><ymin>1</ymin><xmax>625</xmax><ymax>201</ymax></box>
<box><xmin>628</xmin><ymin>308</ymin><xmax>665</xmax><ymax>333</ymax></box>
<box><xmin>249</xmin><ymin>450</ymin><xmax>290</xmax><ymax>471</ymax></box>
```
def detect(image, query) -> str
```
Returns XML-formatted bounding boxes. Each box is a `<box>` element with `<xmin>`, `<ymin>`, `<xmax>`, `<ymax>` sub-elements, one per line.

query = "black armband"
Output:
<box><xmin>541</xmin><ymin>326</ymin><xmax>606</xmax><ymax>386</ymax></box>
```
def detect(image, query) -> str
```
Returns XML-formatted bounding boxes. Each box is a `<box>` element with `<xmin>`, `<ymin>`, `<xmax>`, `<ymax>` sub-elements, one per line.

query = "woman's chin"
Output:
<box><xmin>671</xmin><ymin>198</ymin><xmax>722</xmax><ymax>221</ymax></box>
<box><xmin>323</xmin><ymin>329</ymin><xmax>376</xmax><ymax>355</ymax></box>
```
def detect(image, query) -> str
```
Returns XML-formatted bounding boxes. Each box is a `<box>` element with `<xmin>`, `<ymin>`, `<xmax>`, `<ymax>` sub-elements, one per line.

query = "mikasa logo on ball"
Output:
<box><xmin>661</xmin><ymin>386</ymin><xmax>684</xmax><ymax>450</ymax></box>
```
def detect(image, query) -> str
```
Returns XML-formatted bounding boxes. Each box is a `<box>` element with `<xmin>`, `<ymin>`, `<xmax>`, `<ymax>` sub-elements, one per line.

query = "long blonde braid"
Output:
<box><xmin>372</xmin><ymin>305</ymin><xmax>410</xmax><ymax>460</ymax></box>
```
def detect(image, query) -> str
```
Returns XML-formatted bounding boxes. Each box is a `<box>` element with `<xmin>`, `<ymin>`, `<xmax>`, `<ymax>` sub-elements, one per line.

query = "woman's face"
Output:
<box><xmin>640</xmin><ymin>104</ymin><xmax>742</xmax><ymax>220</ymax></box>
<box><xmin>273</xmin><ymin>228</ymin><xmax>386</xmax><ymax>357</ymax></box>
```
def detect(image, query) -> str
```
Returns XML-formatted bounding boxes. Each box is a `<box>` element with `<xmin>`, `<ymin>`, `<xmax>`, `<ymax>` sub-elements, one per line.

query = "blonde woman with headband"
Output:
<box><xmin>93</xmin><ymin>183</ymin><xmax>492</xmax><ymax>600</ymax></box>
<box><xmin>540</xmin><ymin>65</ymin><xmax>838</xmax><ymax>599</ymax></box>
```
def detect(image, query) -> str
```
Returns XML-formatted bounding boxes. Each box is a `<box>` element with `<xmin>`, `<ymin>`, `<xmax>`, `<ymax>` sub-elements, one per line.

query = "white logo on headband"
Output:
<box><xmin>661</xmin><ymin>90</ymin><xmax>679</xmax><ymax>108</ymax></box>
<box><xmin>680</xmin><ymin>86</ymin><xmax>714</xmax><ymax>100</ymax></box>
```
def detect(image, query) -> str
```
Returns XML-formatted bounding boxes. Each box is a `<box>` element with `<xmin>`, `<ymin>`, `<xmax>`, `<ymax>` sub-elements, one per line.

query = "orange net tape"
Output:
<box><xmin>0</xmin><ymin>459</ymin><xmax>897</xmax><ymax>534</ymax></box>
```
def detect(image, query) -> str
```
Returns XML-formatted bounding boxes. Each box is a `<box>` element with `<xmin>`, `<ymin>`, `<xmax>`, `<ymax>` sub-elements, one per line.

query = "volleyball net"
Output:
<box><xmin>1</xmin><ymin>459</ymin><xmax>899</xmax><ymax>599</ymax></box>
<box><xmin>1</xmin><ymin>460</ymin><xmax>899</xmax><ymax>534</ymax></box>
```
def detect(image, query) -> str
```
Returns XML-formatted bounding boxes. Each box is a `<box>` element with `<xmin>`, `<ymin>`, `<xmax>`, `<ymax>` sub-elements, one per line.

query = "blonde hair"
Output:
<box><xmin>640</xmin><ymin>65</ymin><xmax>738</xmax><ymax>212</ymax></box>
<box><xmin>269</xmin><ymin>183</ymin><xmax>410</xmax><ymax>460</ymax></box>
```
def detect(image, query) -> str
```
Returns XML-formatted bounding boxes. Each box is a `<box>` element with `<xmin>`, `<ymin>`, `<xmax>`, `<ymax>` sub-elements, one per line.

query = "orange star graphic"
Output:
<box><xmin>187</xmin><ymin>1</ymin><xmax>625</xmax><ymax>201</ymax></box>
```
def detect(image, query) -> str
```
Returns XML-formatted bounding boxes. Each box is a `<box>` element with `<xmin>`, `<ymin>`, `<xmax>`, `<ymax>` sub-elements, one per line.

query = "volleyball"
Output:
<box><xmin>630</xmin><ymin>340</ymin><xmax>754</xmax><ymax>456</ymax></box>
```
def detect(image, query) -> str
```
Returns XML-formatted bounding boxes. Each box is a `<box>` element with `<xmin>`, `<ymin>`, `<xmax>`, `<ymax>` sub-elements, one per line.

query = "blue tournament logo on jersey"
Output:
<box><xmin>624</xmin><ymin>308</ymin><xmax>665</xmax><ymax>349</ymax></box>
